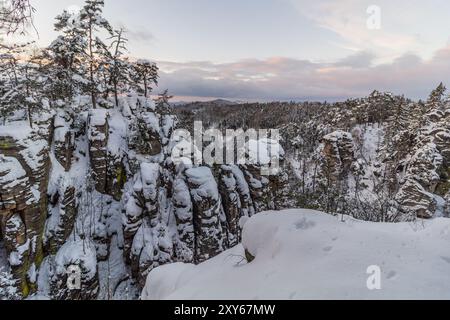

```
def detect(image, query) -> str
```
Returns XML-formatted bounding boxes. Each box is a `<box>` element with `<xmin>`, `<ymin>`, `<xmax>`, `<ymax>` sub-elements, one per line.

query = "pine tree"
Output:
<box><xmin>98</xmin><ymin>28</ymin><xmax>130</xmax><ymax>107</ymax></box>
<box><xmin>131</xmin><ymin>59</ymin><xmax>159</xmax><ymax>98</ymax></box>
<box><xmin>0</xmin><ymin>44</ymin><xmax>26</xmax><ymax>124</ymax></box>
<box><xmin>0</xmin><ymin>267</ymin><xmax>19</xmax><ymax>300</ymax></box>
<box><xmin>155</xmin><ymin>89</ymin><xmax>173</xmax><ymax>115</ymax></box>
<box><xmin>47</xmin><ymin>9</ymin><xmax>89</xmax><ymax>103</ymax></box>
<box><xmin>426</xmin><ymin>82</ymin><xmax>446</xmax><ymax>112</ymax></box>
<box><xmin>78</xmin><ymin>0</ymin><xmax>112</xmax><ymax>109</ymax></box>
<box><xmin>19</xmin><ymin>56</ymin><xmax>42</xmax><ymax>127</ymax></box>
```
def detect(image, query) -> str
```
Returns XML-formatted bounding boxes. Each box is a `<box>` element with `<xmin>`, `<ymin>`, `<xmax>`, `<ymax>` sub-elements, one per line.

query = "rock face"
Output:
<box><xmin>445</xmin><ymin>192</ymin><xmax>450</xmax><ymax>217</ymax></box>
<box><xmin>45</xmin><ymin>185</ymin><xmax>77</xmax><ymax>254</ymax></box>
<box><xmin>395</xmin><ymin>180</ymin><xmax>437</xmax><ymax>219</ymax></box>
<box><xmin>88</xmin><ymin>110</ymin><xmax>110</xmax><ymax>195</ymax></box>
<box><xmin>0</xmin><ymin>96</ymin><xmax>290</xmax><ymax>300</ymax></box>
<box><xmin>0</xmin><ymin>118</ymin><xmax>52</xmax><ymax>297</ymax></box>
<box><xmin>185</xmin><ymin>167</ymin><xmax>225</xmax><ymax>263</ymax></box>
<box><xmin>394</xmin><ymin>104</ymin><xmax>450</xmax><ymax>219</ymax></box>
<box><xmin>172</xmin><ymin>177</ymin><xmax>194</xmax><ymax>262</ymax></box>
<box><xmin>321</xmin><ymin>131</ymin><xmax>355</xmax><ymax>182</ymax></box>
<box><xmin>53</xmin><ymin>111</ymin><xmax>75</xmax><ymax>172</ymax></box>
<box><xmin>395</xmin><ymin>143</ymin><xmax>442</xmax><ymax>219</ymax></box>
<box><xmin>218</xmin><ymin>165</ymin><xmax>244</xmax><ymax>246</ymax></box>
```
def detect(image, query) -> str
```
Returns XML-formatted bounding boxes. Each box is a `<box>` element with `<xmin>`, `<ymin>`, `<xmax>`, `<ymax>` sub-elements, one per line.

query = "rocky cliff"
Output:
<box><xmin>0</xmin><ymin>96</ymin><xmax>288</xmax><ymax>299</ymax></box>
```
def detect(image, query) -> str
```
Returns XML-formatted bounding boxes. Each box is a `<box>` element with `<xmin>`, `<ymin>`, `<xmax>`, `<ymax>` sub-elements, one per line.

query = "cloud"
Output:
<box><xmin>156</xmin><ymin>46</ymin><xmax>450</xmax><ymax>101</ymax></box>
<box><xmin>335</xmin><ymin>51</ymin><xmax>376</xmax><ymax>68</ymax></box>
<box><xmin>286</xmin><ymin>0</ymin><xmax>447</xmax><ymax>63</ymax></box>
<box><xmin>127</xmin><ymin>29</ymin><xmax>154</xmax><ymax>42</ymax></box>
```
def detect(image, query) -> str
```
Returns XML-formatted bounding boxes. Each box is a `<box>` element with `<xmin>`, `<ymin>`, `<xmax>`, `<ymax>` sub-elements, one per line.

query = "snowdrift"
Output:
<box><xmin>142</xmin><ymin>209</ymin><xmax>450</xmax><ymax>300</ymax></box>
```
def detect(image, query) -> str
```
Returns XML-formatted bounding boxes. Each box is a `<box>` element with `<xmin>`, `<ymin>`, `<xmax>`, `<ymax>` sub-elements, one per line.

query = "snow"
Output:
<box><xmin>55</xmin><ymin>239</ymin><xmax>97</xmax><ymax>279</ymax></box>
<box><xmin>107</xmin><ymin>109</ymin><xmax>128</xmax><ymax>157</ymax></box>
<box><xmin>185</xmin><ymin>167</ymin><xmax>219</xmax><ymax>201</ymax></box>
<box><xmin>247</xmin><ymin>138</ymin><xmax>284</xmax><ymax>165</ymax></box>
<box><xmin>142</xmin><ymin>209</ymin><xmax>450</xmax><ymax>300</ymax></box>
<box><xmin>0</xmin><ymin>155</ymin><xmax>27</xmax><ymax>188</ymax></box>
<box><xmin>0</xmin><ymin>121</ymin><xmax>32</xmax><ymax>141</ymax></box>
<box><xmin>173</xmin><ymin>178</ymin><xmax>193</xmax><ymax>221</ymax></box>
<box><xmin>89</xmin><ymin>109</ymin><xmax>109</xmax><ymax>127</ymax></box>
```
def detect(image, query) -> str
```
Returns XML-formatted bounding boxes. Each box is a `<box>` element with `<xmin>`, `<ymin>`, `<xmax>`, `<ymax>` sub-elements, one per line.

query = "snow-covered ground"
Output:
<box><xmin>142</xmin><ymin>209</ymin><xmax>450</xmax><ymax>300</ymax></box>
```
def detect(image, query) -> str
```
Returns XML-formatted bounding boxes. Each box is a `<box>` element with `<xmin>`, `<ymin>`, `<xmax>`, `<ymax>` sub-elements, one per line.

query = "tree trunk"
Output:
<box><xmin>144</xmin><ymin>78</ymin><xmax>148</xmax><ymax>98</ymax></box>
<box><xmin>88</xmin><ymin>22</ymin><xmax>97</xmax><ymax>109</ymax></box>
<box><xmin>28</xmin><ymin>106</ymin><xmax>33</xmax><ymax>128</ymax></box>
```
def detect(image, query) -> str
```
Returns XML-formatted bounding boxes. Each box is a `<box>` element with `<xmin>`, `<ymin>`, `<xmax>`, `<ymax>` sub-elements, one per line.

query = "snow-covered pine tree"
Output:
<box><xmin>78</xmin><ymin>0</ymin><xmax>113</xmax><ymax>109</ymax></box>
<box><xmin>155</xmin><ymin>89</ymin><xmax>173</xmax><ymax>115</ymax></box>
<box><xmin>47</xmin><ymin>9</ymin><xmax>89</xmax><ymax>104</ymax></box>
<box><xmin>131</xmin><ymin>59</ymin><xmax>159</xmax><ymax>98</ymax></box>
<box><xmin>97</xmin><ymin>27</ymin><xmax>131</xmax><ymax>107</ymax></box>
<box><xmin>0</xmin><ymin>267</ymin><xmax>19</xmax><ymax>300</ymax></box>
<box><xmin>0</xmin><ymin>52</ymin><xmax>18</xmax><ymax>123</ymax></box>
<box><xmin>0</xmin><ymin>43</ymin><xmax>28</xmax><ymax>124</ymax></box>
<box><xmin>426</xmin><ymin>82</ymin><xmax>446</xmax><ymax>113</ymax></box>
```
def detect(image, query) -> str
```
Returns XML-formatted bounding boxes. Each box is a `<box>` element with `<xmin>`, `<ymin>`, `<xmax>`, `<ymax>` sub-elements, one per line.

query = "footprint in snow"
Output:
<box><xmin>386</xmin><ymin>271</ymin><xmax>397</xmax><ymax>280</ymax></box>
<box><xmin>323</xmin><ymin>246</ymin><xmax>333</xmax><ymax>252</ymax></box>
<box><xmin>294</xmin><ymin>218</ymin><xmax>316</xmax><ymax>230</ymax></box>
<box><xmin>440</xmin><ymin>256</ymin><xmax>450</xmax><ymax>264</ymax></box>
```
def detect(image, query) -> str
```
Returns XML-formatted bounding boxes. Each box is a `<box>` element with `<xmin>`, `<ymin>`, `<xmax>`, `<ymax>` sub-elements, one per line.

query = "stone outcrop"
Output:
<box><xmin>0</xmin><ymin>119</ymin><xmax>52</xmax><ymax>297</ymax></box>
<box><xmin>396</xmin><ymin>180</ymin><xmax>436</xmax><ymax>219</ymax></box>
<box><xmin>185</xmin><ymin>167</ymin><xmax>225</xmax><ymax>263</ymax></box>
<box><xmin>53</xmin><ymin>111</ymin><xmax>75</xmax><ymax>172</ymax></box>
<box><xmin>172</xmin><ymin>177</ymin><xmax>194</xmax><ymax>263</ymax></box>
<box><xmin>0</xmin><ymin>96</ymin><xmax>291</xmax><ymax>299</ymax></box>
<box><xmin>321</xmin><ymin>131</ymin><xmax>355</xmax><ymax>182</ymax></box>
<box><xmin>445</xmin><ymin>192</ymin><xmax>450</xmax><ymax>217</ymax></box>
<box><xmin>45</xmin><ymin>185</ymin><xmax>77</xmax><ymax>254</ymax></box>
<box><xmin>395</xmin><ymin>143</ymin><xmax>442</xmax><ymax>220</ymax></box>
<box><xmin>88</xmin><ymin>109</ymin><xmax>110</xmax><ymax>194</ymax></box>
<box><xmin>218</xmin><ymin>165</ymin><xmax>244</xmax><ymax>246</ymax></box>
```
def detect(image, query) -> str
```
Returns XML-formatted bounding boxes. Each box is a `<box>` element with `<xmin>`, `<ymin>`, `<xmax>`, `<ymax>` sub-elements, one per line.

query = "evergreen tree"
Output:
<box><xmin>78</xmin><ymin>0</ymin><xmax>112</xmax><ymax>108</ymax></box>
<box><xmin>98</xmin><ymin>28</ymin><xmax>130</xmax><ymax>107</ymax></box>
<box><xmin>155</xmin><ymin>89</ymin><xmax>173</xmax><ymax>115</ymax></box>
<box><xmin>131</xmin><ymin>59</ymin><xmax>159</xmax><ymax>98</ymax></box>
<box><xmin>0</xmin><ymin>267</ymin><xmax>19</xmax><ymax>300</ymax></box>
<box><xmin>47</xmin><ymin>9</ymin><xmax>89</xmax><ymax>103</ymax></box>
<box><xmin>426</xmin><ymin>82</ymin><xmax>446</xmax><ymax>112</ymax></box>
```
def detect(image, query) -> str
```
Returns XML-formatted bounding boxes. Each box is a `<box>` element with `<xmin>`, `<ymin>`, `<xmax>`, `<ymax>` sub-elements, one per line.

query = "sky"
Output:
<box><xmin>12</xmin><ymin>0</ymin><xmax>450</xmax><ymax>101</ymax></box>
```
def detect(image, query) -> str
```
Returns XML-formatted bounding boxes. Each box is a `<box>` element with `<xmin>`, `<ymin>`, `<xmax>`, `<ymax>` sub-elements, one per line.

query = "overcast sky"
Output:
<box><xmin>16</xmin><ymin>0</ymin><xmax>450</xmax><ymax>101</ymax></box>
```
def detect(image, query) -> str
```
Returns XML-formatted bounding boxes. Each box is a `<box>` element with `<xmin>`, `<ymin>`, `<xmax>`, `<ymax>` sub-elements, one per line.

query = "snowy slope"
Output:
<box><xmin>142</xmin><ymin>209</ymin><xmax>450</xmax><ymax>300</ymax></box>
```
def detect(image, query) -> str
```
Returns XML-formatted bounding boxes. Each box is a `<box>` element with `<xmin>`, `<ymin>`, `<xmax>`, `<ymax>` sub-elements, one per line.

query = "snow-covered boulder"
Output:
<box><xmin>50</xmin><ymin>240</ymin><xmax>99</xmax><ymax>300</ymax></box>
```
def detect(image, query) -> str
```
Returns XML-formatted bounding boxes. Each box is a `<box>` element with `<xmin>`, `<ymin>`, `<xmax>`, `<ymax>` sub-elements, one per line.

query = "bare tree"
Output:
<box><xmin>0</xmin><ymin>0</ymin><xmax>36</xmax><ymax>35</ymax></box>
